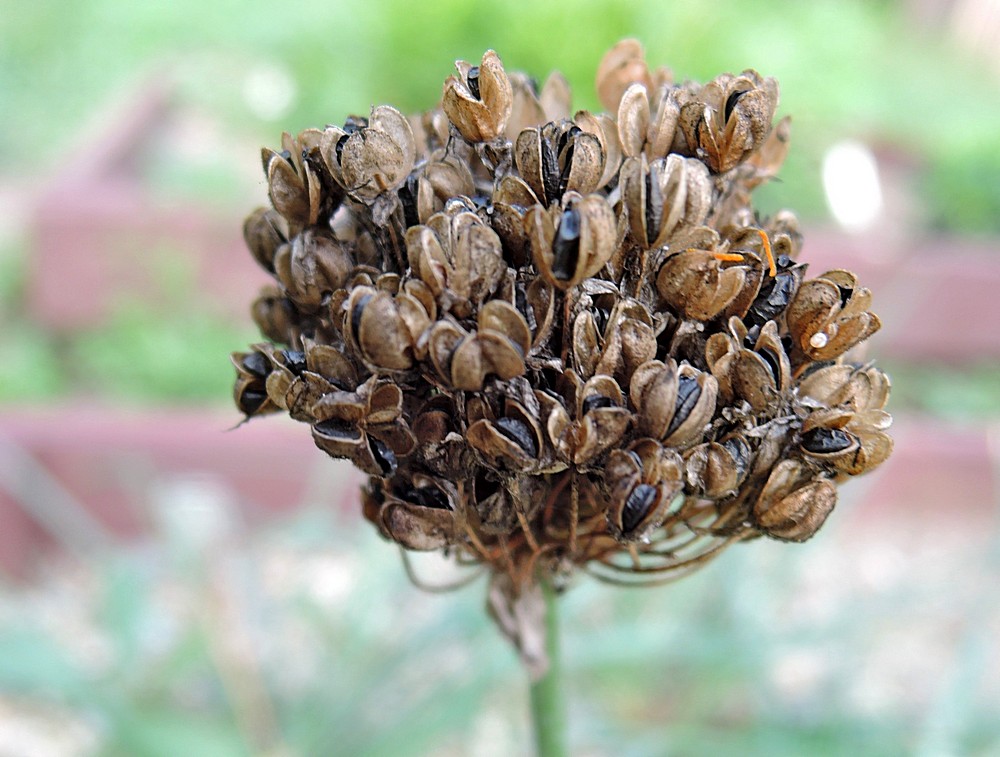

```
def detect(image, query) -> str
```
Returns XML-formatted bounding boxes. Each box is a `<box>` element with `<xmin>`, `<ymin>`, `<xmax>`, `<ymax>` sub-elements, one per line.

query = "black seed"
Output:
<box><xmin>514</xmin><ymin>285</ymin><xmax>537</xmax><ymax>333</ymax></box>
<box><xmin>724</xmin><ymin>89</ymin><xmax>749</xmax><ymax>123</ymax></box>
<box><xmin>555</xmin><ymin>124</ymin><xmax>578</xmax><ymax>155</ymax></box>
<box><xmin>240</xmin><ymin>389</ymin><xmax>267</xmax><ymax>415</ymax></box>
<box><xmin>241</xmin><ymin>352</ymin><xmax>269</xmax><ymax>377</ymax></box>
<box><xmin>622</xmin><ymin>484</ymin><xmax>657</xmax><ymax>534</ymax></box>
<box><xmin>837</xmin><ymin>285</ymin><xmax>853</xmax><ymax>309</ymax></box>
<box><xmin>552</xmin><ymin>208</ymin><xmax>581</xmax><ymax>281</ymax></box>
<box><xmin>370</xmin><ymin>437</ymin><xmax>397</xmax><ymax>476</ymax></box>
<box><xmin>495</xmin><ymin>417</ymin><xmax>538</xmax><ymax>458</ymax></box>
<box><xmin>748</xmin><ymin>270</ymin><xmax>798</xmax><ymax>325</ymax></box>
<box><xmin>775</xmin><ymin>254</ymin><xmax>793</xmax><ymax>270</ymax></box>
<box><xmin>526</xmin><ymin>76</ymin><xmax>540</xmax><ymax>96</ymax></box>
<box><xmin>721</xmin><ymin>436</ymin><xmax>751</xmax><ymax>480</ymax></box>
<box><xmin>802</xmin><ymin>427</ymin><xmax>853</xmax><ymax>455</ymax></box>
<box><xmin>758</xmin><ymin>347</ymin><xmax>783</xmax><ymax>389</ymax></box>
<box><xmin>557</xmin><ymin>141</ymin><xmax>576</xmax><ymax>198</ymax></box>
<box><xmin>343</xmin><ymin>115</ymin><xmax>368</xmax><ymax>134</ymax></box>
<box><xmin>797</xmin><ymin>359</ymin><xmax>834</xmax><ymax>382</ymax></box>
<box><xmin>467</xmin><ymin>67</ymin><xmax>481</xmax><ymax>99</ymax></box>
<box><xmin>626</xmin><ymin>450</ymin><xmax>643</xmax><ymax>470</ymax></box>
<box><xmin>314</xmin><ymin>419</ymin><xmax>361</xmax><ymax>441</ymax></box>
<box><xmin>352</xmin><ymin>293</ymin><xmax>372</xmax><ymax>343</ymax></box>
<box><xmin>475</xmin><ymin>473</ymin><xmax>500</xmax><ymax>501</ymax></box>
<box><xmin>582</xmin><ymin>395</ymin><xmax>614</xmax><ymax>415</ymax></box>
<box><xmin>666</xmin><ymin>375</ymin><xmax>702</xmax><ymax>438</ymax></box>
<box><xmin>540</xmin><ymin>138</ymin><xmax>561</xmax><ymax>205</ymax></box>
<box><xmin>408</xmin><ymin>486</ymin><xmax>449</xmax><ymax>510</ymax></box>
<box><xmin>335</xmin><ymin>133</ymin><xmax>350</xmax><ymax>165</ymax></box>
<box><xmin>400</xmin><ymin>173</ymin><xmax>420</xmax><ymax>228</ymax></box>
<box><xmin>282</xmin><ymin>350</ymin><xmax>306</xmax><ymax>375</ymax></box>
<box><xmin>644</xmin><ymin>170</ymin><xmax>662</xmax><ymax>241</ymax></box>
<box><xmin>744</xmin><ymin>323</ymin><xmax>762</xmax><ymax>348</ymax></box>
<box><xmin>781</xmin><ymin>334</ymin><xmax>795</xmax><ymax>358</ymax></box>
<box><xmin>593</xmin><ymin>307</ymin><xmax>611</xmax><ymax>336</ymax></box>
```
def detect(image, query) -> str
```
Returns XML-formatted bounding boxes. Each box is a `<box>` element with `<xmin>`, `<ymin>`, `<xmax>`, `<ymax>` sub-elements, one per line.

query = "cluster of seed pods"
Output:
<box><xmin>233</xmin><ymin>40</ymin><xmax>892</xmax><ymax>626</ymax></box>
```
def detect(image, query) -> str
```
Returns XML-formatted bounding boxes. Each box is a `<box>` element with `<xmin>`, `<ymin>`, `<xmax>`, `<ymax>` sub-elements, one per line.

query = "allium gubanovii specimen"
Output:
<box><xmin>233</xmin><ymin>40</ymin><xmax>892</xmax><ymax>674</ymax></box>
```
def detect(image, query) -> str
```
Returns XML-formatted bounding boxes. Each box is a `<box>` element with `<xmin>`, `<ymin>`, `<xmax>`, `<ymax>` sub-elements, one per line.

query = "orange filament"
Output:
<box><xmin>712</xmin><ymin>252</ymin><xmax>745</xmax><ymax>263</ymax></box>
<box><xmin>757</xmin><ymin>228</ymin><xmax>777</xmax><ymax>277</ymax></box>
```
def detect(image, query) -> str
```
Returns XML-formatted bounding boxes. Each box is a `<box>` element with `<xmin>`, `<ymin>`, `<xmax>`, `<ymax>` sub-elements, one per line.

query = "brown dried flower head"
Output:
<box><xmin>232</xmin><ymin>40</ymin><xmax>892</xmax><ymax>675</ymax></box>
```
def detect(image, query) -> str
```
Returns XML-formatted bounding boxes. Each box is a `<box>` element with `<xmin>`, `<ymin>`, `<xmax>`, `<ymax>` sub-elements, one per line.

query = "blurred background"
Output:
<box><xmin>2</xmin><ymin>0</ymin><xmax>1000</xmax><ymax>754</ymax></box>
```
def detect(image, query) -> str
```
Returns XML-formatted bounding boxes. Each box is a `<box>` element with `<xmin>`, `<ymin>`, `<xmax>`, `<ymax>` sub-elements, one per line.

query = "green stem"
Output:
<box><xmin>530</xmin><ymin>580</ymin><xmax>567</xmax><ymax>757</ymax></box>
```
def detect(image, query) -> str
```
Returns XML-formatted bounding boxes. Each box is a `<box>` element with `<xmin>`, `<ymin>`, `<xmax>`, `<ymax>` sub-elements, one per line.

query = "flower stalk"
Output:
<box><xmin>530</xmin><ymin>580</ymin><xmax>566</xmax><ymax>757</ymax></box>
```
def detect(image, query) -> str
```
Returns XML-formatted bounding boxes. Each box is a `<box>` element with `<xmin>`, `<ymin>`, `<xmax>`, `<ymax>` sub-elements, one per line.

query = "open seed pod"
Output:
<box><xmin>405</xmin><ymin>203</ymin><xmax>506</xmax><ymax>318</ymax></box>
<box><xmin>706</xmin><ymin>318</ymin><xmax>791</xmax><ymax>414</ymax></box>
<box><xmin>427</xmin><ymin>300</ymin><xmax>530</xmax><ymax>391</ymax></box>
<box><xmin>374</xmin><ymin>472</ymin><xmax>459</xmax><ymax>551</ymax></box>
<box><xmin>617</xmin><ymin>81</ymin><xmax>681</xmax><ymax>161</ymax></box>
<box><xmin>467</xmin><ymin>394</ymin><xmax>547</xmax><ymax>473</ymax></box>
<box><xmin>630</xmin><ymin>359</ymin><xmax>718</xmax><ymax>449</ymax></box>
<box><xmin>273</xmin><ymin>229</ymin><xmax>353</xmax><ymax>311</ymax></box>
<box><xmin>620</xmin><ymin>153</ymin><xmax>712</xmax><ymax>249</ymax></box>
<box><xmin>684</xmin><ymin>435</ymin><xmax>752</xmax><ymax>499</ymax></box>
<box><xmin>442</xmin><ymin>49</ymin><xmax>513</xmax><ymax>143</ymax></box>
<box><xmin>262</xmin><ymin>129</ymin><xmax>329</xmax><ymax>231</ymax></box>
<box><xmin>527</xmin><ymin>192</ymin><xmax>616</xmax><ymax>289</ymax></box>
<box><xmin>344</xmin><ymin>286</ymin><xmax>418</xmax><ymax>371</ymax></box>
<box><xmin>752</xmin><ymin>459</ymin><xmax>837</xmax><ymax>542</ymax></box>
<box><xmin>514</xmin><ymin>120</ymin><xmax>605</xmax><ymax>206</ymax></box>
<box><xmin>321</xmin><ymin>106</ymin><xmax>416</xmax><ymax>203</ymax></box>
<box><xmin>656</xmin><ymin>226</ymin><xmax>748</xmax><ymax>321</ymax></box>
<box><xmin>678</xmin><ymin>69</ymin><xmax>779</xmax><ymax>173</ymax></box>
<box><xmin>786</xmin><ymin>269</ymin><xmax>882</xmax><ymax>361</ymax></box>
<box><xmin>605</xmin><ymin>439</ymin><xmax>684</xmax><ymax>542</ymax></box>
<box><xmin>545</xmin><ymin>373</ymin><xmax>631</xmax><ymax>466</ymax></box>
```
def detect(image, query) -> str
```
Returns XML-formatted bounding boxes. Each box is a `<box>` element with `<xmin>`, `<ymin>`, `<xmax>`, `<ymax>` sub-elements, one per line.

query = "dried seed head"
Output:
<box><xmin>233</xmin><ymin>42</ymin><xmax>892</xmax><ymax>649</ymax></box>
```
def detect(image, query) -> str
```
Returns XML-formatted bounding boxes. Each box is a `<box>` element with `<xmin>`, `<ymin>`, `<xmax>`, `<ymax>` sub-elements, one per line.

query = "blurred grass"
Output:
<box><xmin>1</xmin><ymin>499</ymin><xmax>997</xmax><ymax>755</ymax></box>
<box><xmin>0</xmin><ymin>238</ymin><xmax>257</xmax><ymax>405</ymax></box>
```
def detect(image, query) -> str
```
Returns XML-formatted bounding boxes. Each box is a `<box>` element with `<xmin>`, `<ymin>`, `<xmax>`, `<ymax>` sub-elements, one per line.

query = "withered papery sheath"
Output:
<box><xmin>232</xmin><ymin>39</ymin><xmax>892</xmax><ymax>671</ymax></box>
